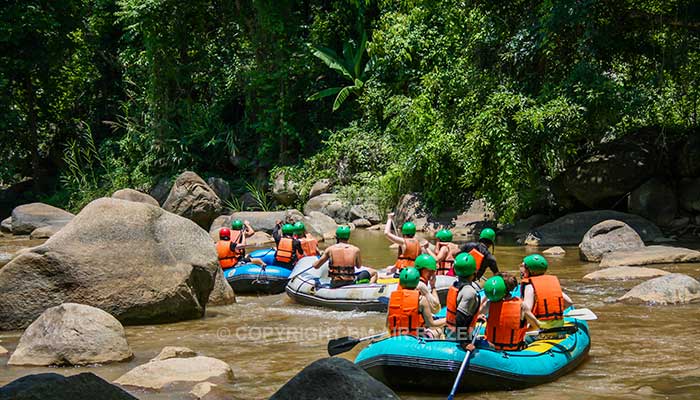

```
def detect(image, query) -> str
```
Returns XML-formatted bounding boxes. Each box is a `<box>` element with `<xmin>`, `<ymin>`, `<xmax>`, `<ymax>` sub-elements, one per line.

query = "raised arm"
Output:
<box><xmin>384</xmin><ymin>213</ymin><xmax>405</xmax><ymax>245</ymax></box>
<box><xmin>243</xmin><ymin>220</ymin><xmax>255</xmax><ymax>237</ymax></box>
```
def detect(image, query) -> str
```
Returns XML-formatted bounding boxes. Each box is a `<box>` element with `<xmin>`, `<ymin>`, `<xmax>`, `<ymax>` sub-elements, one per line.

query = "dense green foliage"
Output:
<box><xmin>1</xmin><ymin>0</ymin><xmax>698</xmax><ymax>217</ymax></box>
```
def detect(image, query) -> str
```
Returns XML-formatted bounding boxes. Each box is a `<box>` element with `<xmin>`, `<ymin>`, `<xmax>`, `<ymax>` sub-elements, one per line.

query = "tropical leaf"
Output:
<box><xmin>353</xmin><ymin>30</ymin><xmax>367</xmax><ymax>78</ymax></box>
<box><xmin>307</xmin><ymin>87</ymin><xmax>343</xmax><ymax>101</ymax></box>
<box><xmin>333</xmin><ymin>86</ymin><xmax>354</xmax><ymax>111</ymax></box>
<box><xmin>307</xmin><ymin>43</ymin><xmax>353</xmax><ymax>81</ymax></box>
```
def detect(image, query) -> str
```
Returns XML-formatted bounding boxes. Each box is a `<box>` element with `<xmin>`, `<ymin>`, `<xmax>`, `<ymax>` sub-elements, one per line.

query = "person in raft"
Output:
<box><xmin>520</xmin><ymin>254</ymin><xmax>573</xmax><ymax>334</ymax></box>
<box><xmin>444</xmin><ymin>253</ymin><xmax>482</xmax><ymax>341</ymax></box>
<box><xmin>384</xmin><ymin>213</ymin><xmax>424</xmax><ymax>275</ymax></box>
<box><xmin>272</xmin><ymin>221</ymin><xmax>303</xmax><ymax>270</ymax></box>
<box><xmin>312</xmin><ymin>226</ymin><xmax>378</xmax><ymax>288</ymax></box>
<box><xmin>216</xmin><ymin>220</ymin><xmax>266</xmax><ymax>269</ymax></box>
<box><xmin>458</xmin><ymin>227</ymin><xmax>499</xmax><ymax>282</ymax></box>
<box><xmin>427</xmin><ymin>229</ymin><xmax>460</xmax><ymax>276</ymax></box>
<box><xmin>414</xmin><ymin>254</ymin><xmax>442</xmax><ymax>313</ymax></box>
<box><xmin>293</xmin><ymin>221</ymin><xmax>320</xmax><ymax>257</ymax></box>
<box><xmin>477</xmin><ymin>275</ymin><xmax>540</xmax><ymax>352</ymax></box>
<box><xmin>387</xmin><ymin>267</ymin><xmax>446</xmax><ymax>338</ymax></box>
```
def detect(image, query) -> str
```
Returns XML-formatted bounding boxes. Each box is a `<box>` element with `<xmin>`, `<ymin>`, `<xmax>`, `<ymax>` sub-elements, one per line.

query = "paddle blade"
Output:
<box><xmin>327</xmin><ymin>336</ymin><xmax>359</xmax><ymax>356</ymax></box>
<box><xmin>565</xmin><ymin>308</ymin><xmax>598</xmax><ymax>321</ymax></box>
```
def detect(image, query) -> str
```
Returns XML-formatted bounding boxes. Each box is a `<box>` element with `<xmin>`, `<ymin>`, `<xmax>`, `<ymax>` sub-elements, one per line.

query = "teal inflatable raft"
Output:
<box><xmin>355</xmin><ymin>317</ymin><xmax>590</xmax><ymax>392</ymax></box>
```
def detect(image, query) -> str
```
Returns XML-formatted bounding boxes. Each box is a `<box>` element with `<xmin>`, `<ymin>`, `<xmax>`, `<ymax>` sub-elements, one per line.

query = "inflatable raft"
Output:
<box><xmin>355</xmin><ymin>317</ymin><xmax>590</xmax><ymax>392</ymax></box>
<box><xmin>285</xmin><ymin>260</ymin><xmax>456</xmax><ymax>312</ymax></box>
<box><xmin>223</xmin><ymin>248</ymin><xmax>291</xmax><ymax>294</ymax></box>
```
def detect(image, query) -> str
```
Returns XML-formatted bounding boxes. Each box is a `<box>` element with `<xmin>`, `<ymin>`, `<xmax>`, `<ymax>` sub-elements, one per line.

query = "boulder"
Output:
<box><xmin>163</xmin><ymin>171</ymin><xmax>223</xmax><ymax>229</ymax></box>
<box><xmin>452</xmin><ymin>198</ymin><xmax>496</xmax><ymax>227</ymax></box>
<box><xmin>367</xmin><ymin>224</ymin><xmax>383</xmax><ymax>231</ymax></box>
<box><xmin>205</xmin><ymin>178</ymin><xmax>231</xmax><ymax>203</ymax></box>
<box><xmin>578</xmin><ymin>220</ymin><xmax>645</xmax><ymax>262</ymax></box>
<box><xmin>666</xmin><ymin>217</ymin><xmax>690</xmax><ymax>232</ymax></box>
<box><xmin>304</xmin><ymin>194</ymin><xmax>350</xmax><ymax>223</ymax></box>
<box><xmin>269</xmin><ymin>357</ymin><xmax>399</xmax><ymax>400</ymax></box>
<box><xmin>304</xmin><ymin>212</ymin><xmax>338</xmax><ymax>240</ymax></box>
<box><xmin>352</xmin><ymin>218</ymin><xmax>372</xmax><ymax>228</ymax></box>
<box><xmin>1</xmin><ymin>217</ymin><xmax>11</xmax><ymax>233</ymax></box>
<box><xmin>239</xmin><ymin>192</ymin><xmax>257</xmax><ymax>209</ymax></box>
<box><xmin>114</xmin><ymin>356</ymin><xmax>234</xmax><ymax>390</ymax></box>
<box><xmin>208</xmin><ymin>268</ymin><xmax>236</xmax><ymax>306</ymax></box>
<box><xmin>189</xmin><ymin>382</ymin><xmax>230</xmax><ymax>400</ymax></box>
<box><xmin>8</xmin><ymin>303</ymin><xmax>132</xmax><ymax>366</ymax></box>
<box><xmin>628</xmin><ymin>178</ymin><xmax>677</xmax><ymax>227</ymax></box>
<box><xmin>151</xmin><ymin>346</ymin><xmax>197</xmax><ymax>362</ymax></box>
<box><xmin>29</xmin><ymin>225</ymin><xmax>62</xmax><ymax>239</ymax></box>
<box><xmin>245</xmin><ymin>231</ymin><xmax>274</xmax><ymax>246</ymax></box>
<box><xmin>394</xmin><ymin>193</ymin><xmax>429</xmax><ymax>231</ymax></box>
<box><xmin>0</xmin><ymin>198</ymin><xmax>218</xmax><ymax>330</ymax></box>
<box><xmin>349</xmin><ymin>204</ymin><xmax>381</xmax><ymax>224</ymax></box>
<box><xmin>149</xmin><ymin>177</ymin><xmax>173</xmax><ymax>205</ymax></box>
<box><xmin>583</xmin><ymin>266</ymin><xmax>670</xmax><ymax>281</ymax></box>
<box><xmin>272</xmin><ymin>171</ymin><xmax>299</xmax><ymax>206</ymax></box>
<box><xmin>11</xmin><ymin>203</ymin><xmax>74</xmax><ymax>235</ymax></box>
<box><xmin>524</xmin><ymin>210</ymin><xmax>662</xmax><ymax>246</ymax></box>
<box><xmin>0</xmin><ymin>252</ymin><xmax>12</xmax><ymax>268</ymax></box>
<box><xmin>600</xmin><ymin>245</ymin><xmax>700</xmax><ymax>268</ymax></box>
<box><xmin>618</xmin><ymin>273</ymin><xmax>700</xmax><ymax>304</ymax></box>
<box><xmin>679</xmin><ymin>179</ymin><xmax>700</xmax><ymax>213</ymax></box>
<box><xmin>542</xmin><ymin>246</ymin><xmax>566</xmax><ymax>256</ymax></box>
<box><xmin>0</xmin><ymin>373</ymin><xmax>138</xmax><ymax>400</ymax></box>
<box><xmin>111</xmin><ymin>188</ymin><xmax>159</xmax><ymax>207</ymax></box>
<box><xmin>309</xmin><ymin>179</ymin><xmax>332</xmax><ymax>198</ymax></box>
<box><xmin>675</xmin><ymin>133</ymin><xmax>700</xmax><ymax>177</ymax></box>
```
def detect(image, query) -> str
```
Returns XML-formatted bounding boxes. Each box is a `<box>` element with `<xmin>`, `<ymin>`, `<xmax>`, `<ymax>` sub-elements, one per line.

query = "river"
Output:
<box><xmin>1</xmin><ymin>230</ymin><xmax>699</xmax><ymax>399</ymax></box>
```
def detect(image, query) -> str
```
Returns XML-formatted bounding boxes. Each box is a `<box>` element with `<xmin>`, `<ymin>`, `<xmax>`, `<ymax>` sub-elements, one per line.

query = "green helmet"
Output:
<box><xmin>336</xmin><ymin>225</ymin><xmax>351</xmax><ymax>240</ymax></box>
<box><xmin>453</xmin><ymin>252</ymin><xmax>476</xmax><ymax>277</ymax></box>
<box><xmin>479</xmin><ymin>228</ymin><xmax>496</xmax><ymax>243</ymax></box>
<box><xmin>484</xmin><ymin>276</ymin><xmax>507</xmax><ymax>302</ymax></box>
<box><xmin>436</xmin><ymin>229</ymin><xmax>453</xmax><ymax>242</ymax></box>
<box><xmin>399</xmin><ymin>267</ymin><xmax>420</xmax><ymax>289</ymax></box>
<box><xmin>523</xmin><ymin>254</ymin><xmax>548</xmax><ymax>275</ymax></box>
<box><xmin>293</xmin><ymin>221</ymin><xmax>305</xmax><ymax>234</ymax></box>
<box><xmin>401</xmin><ymin>221</ymin><xmax>416</xmax><ymax>236</ymax></box>
<box><xmin>414</xmin><ymin>254</ymin><xmax>437</xmax><ymax>271</ymax></box>
<box><xmin>231</xmin><ymin>219</ymin><xmax>243</xmax><ymax>230</ymax></box>
<box><xmin>282</xmin><ymin>223</ymin><xmax>295</xmax><ymax>235</ymax></box>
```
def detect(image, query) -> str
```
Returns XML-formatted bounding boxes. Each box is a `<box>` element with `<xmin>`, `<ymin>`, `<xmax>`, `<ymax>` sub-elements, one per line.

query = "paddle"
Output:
<box><xmin>327</xmin><ymin>332</ymin><xmax>388</xmax><ymax>356</ymax></box>
<box><xmin>447</xmin><ymin>322</ymin><xmax>483</xmax><ymax>400</ymax></box>
<box><xmin>564</xmin><ymin>308</ymin><xmax>597</xmax><ymax>321</ymax></box>
<box><xmin>288</xmin><ymin>265</ymin><xmax>315</xmax><ymax>281</ymax></box>
<box><xmin>525</xmin><ymin>324</ymin><xmax>578</xmax><ymax>336</ymax></box>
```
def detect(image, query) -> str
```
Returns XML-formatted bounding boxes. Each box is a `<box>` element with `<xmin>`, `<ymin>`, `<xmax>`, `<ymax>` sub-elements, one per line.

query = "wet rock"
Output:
<box><xmin>205</xmin><ymin>178</ymin><xmax>231</xmax><ymax>203</ymax></box>
<box><xmin>352</xmin><ymin>218</ymin><xmax>372</xmax><ymax>228</ymax></box>
<box><xmin>111</xmin><ymin>188</ymin><xmax>159</xmax><ymax>207</ymax></box>
<box><xmin>628</xmin><ymin>178</ymin><xmax>677</xmax><ymax>227</ymax></box>
<box><xmin>0</xmin><ymin>198</ymin><xmax>218</xmax><ymax>330</ymax></box>
<box><xmin>11</xmin><ymin>203</ymin><xmax>74</xmax><ymax>235</ymax></box>
<box><xmin>151</xmin><ymin>346</ymin><xmax>197</xmax><ymax>362</ymax></box>
<box><xmin>679</xmin><ymin>179</ymin><xmax>700</xmax><ymax>212</ymax></box>
<box><xmin>29</xmin><ymin>225</ymin><xmax>62</xmax><ymax>239</ymax></box>
<box><xmin>246</xmin><ymin>231</ymin><xmax>275</xmax><ymax>246</ymax></box>
<box><xmin>578</xmin><ymin>220</ymin><xmax>645</xmax><ymax>262</ymax></box>
<box><xmin>367</xmin><ymin>224</ymin><xmax>383</xmax><ymax>231</ymax></box>
<box><xmin>149</xmin><ymin>177</ymin><xmax>173</xmax><ymax>205</ymax></box>
<box><xmin>0</xmin><ymin>252</ymin><xmax>13</xmax><ymax>268</ymax></box>
<box><xmin>542</xmin><ymin>246</ymin><xmax>566</xmax><ymax>256</ymax></box>
<box><xmin>8</xmin><ymin>303</ymin><xmax>132</xmax><ymax>366</ymax></box>
<box><xmin>600</xmin><ymin>245</ymin><xmax>700</xmax><ymax>268</ymax></box>
<box><xmin>618</xmin><ymin>273</ymin><xmax>700</xmax><ymax>304</ymax></box>
<box><xmin>304</xmin><ymin>211</ymin><xmax>338</xmax><ymax>240</ymax></box>
<box><xmin>350</xmin><ymin>204</ymin><xmax>381</xmax><ymax>224</ymax></box>
<box><xmin>272</xmin><ymin>171</ymin><xmax>299</xmax><ymax>206</ymax></box>
<box><xmin>304</xmin><ymin>194</ymin><xmax>350</xmax><ymax>223</ymax></box>
<box><xmin>524</xmin><ymin>210</ymin><xmax>662</xmax><ymax>246</ymax></box>
<box><xmin>0</xmin><ymin>372</ymin><xmax>138</xmax><ymax>400</ymax></box>
<box><xmin>1</xmin><ymin>217</ymin><xmax>11</xmax><ymax>233</ymax></box>
<box><xmin>163</xmin><ymin>171</ymin><xmax>223</xmax><ymax>229</ymax></box>
<box><xmin>583</xmin><ymin>266</ymin><xmax>670</xmax><ymax>281</ymax></box>
<box><xmin>309</xmin><ymin>179</ymin><xmax>332</xmax><ymax>198</ymax></box>
<box><xmin>269</xmin><ymin>357</ymin><xmax>399</xmax><ymax>400</ymax></box>
<box><xmin>114</xmin><ymin>356</ymin><xmax>234</xmax><ymax>390</ymax></box>
<box><xmin>208</xmin><ymin>268</ymin><xmax>236</xmax><ymax>306</ymax></box>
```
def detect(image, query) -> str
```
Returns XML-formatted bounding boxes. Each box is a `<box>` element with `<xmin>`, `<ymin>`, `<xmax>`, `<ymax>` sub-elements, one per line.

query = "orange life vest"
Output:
<box><xmin>387</xmin><ymin>288</ymin><xmax>425</xmax><ymax>337</ymax></box>
<box><xmin>299</xmin><ymin>235</ymin><xmax>319</xmax><ymax>257</ymax></box>
<box><xmin>486</xmin><ymin>297</ymin><xmax>528</xmax><ymax>351</ymax></box>
<box><xmin>217</xmin><ymin>240</ymin><xmax>240</xmax><ymax>269</ymax></box>
<box><xmin>395</xmin><ymin>238</ymin><xmax>420</xmax><ymax>270</ymax></box>
<box><xmin>328</xmin><ymin>244</ymin><xmax>357</xmax><ymax>283</ymax></box>
<box><xmin>523</xmin><ymin>274</ymin><xmax>565</xmax><ymax>321</ymax></box>
<box><xmin>275</xmin><ymin>237</ymin><xmax>296</xmax><ymax>265</ymax></box>
<box><xmin>446</xmin><ymin>282</ymin><xmax>480</xmax><ymax>331</ymax></box>
<box><xmin>468</xmin><ymin>248</ymin><xmax>485</xmax><ymax>275</ymax></box>
<box><xmin>436</xmin><ymin>242</ymin><xmax>455</xmax><ymax>275</ymax></box>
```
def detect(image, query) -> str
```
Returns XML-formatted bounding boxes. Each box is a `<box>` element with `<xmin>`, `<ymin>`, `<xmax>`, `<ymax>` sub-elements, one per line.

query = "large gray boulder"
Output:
<box><xmin>0</xmin><ymin>198</ymin><xmax>218</xmax><ymax>330</ymax></box>
<box><xmin>628</xmin><ymin>178</ymin><xmax>677</xmax><ymax>227</ymax></box>
<box><xmin>394</xmin><ymin>192</ymin><xmax>429</xmax><ymax>230</ymax></box>
<box><xmin>0</xmin><ymin>252</ymin><xmax>12</xmax><ymax>268</ymax></box>
<box><xmin>206</xmin><ymin>178</ymin><xmax>231</xmax><ymax>203</ymax></box>
<box><xmin>0</xmin><ymin>373</ymin><xmax>138</xmax><ymax>400</ymax></box>
<box><xmin>111</xmin><ymin>188</ymin><xmax>159</xmax><ymax>207</ymax></box>
<box><xmin>163</xmin><ymin>171</ymin><xmax>223</xmax><ymax>229</ymax></box>
<box><xmin>524</xmin><ymin>210</ymin><xmax>662</xmax><ymax>246</ymax></box>
<box><xmin>208</xmin><ymin>268</ymin><xmax>236</xmax><ymax>306</ymax></box>
<box><xmin>309</xmin><ymin>179</ymin><xmax>332</xmax><ymax>198</ymax></box>
<box><xmin>618</xmin><ymin>273</ymin><xmax>700</xmax><ymax>304</ymax></box>
<box><xmin>304</xmin><ymin>212</ymin><xmax>338</xmax><ymax>240</ymax></box>
<box><xmin>679</xmin><ymin>178</ymin><xmax>700</xmax><ymax>213</ymax></box>
<box><xmin>304</xmin><ymin>194</ymin><xmax>351</xmax><ymax>223</ymax></box>
<box><xmin>149</xmin><ymin>177</ymin><xmax>173</xmax><ymax>205</ymax></box>
<box><xmin>272</xmin><ymin>171</ymin><xmax>299</xmax><ymax>206</ymax></box>
<box><xmin>8</xmin><ymin>303</ymin><xmax>133</xmax><ymax>366</ymax></box>
<box><xmin>579</xmin><ymin>220</ymin><xmax>645</xmax><ymax>262</ymax></box>
<box><xmin>583</xmin><ymin>266</ymin><xmax>670</xmax><ymax>281</ymax></box>
<box><xmin>270</xmin><ymin>357</ymin><xmax>399</xmax><ymax>400</ymax></box>
<box><xmin>11</xmin><ymin>203</ymin><xmax>74</xmax><ymax>235</ymax></box>
<box><xmin>600</xmin><ymin>245</ymin><xmax>700</xmax><ymax>268</ymax></box>
<box><xmin>29</xmin><ymin>225</ymin><xmax>63</xmax><ymax>239</ymax></box>
<box><xmin>1</xmin><ymin>217</ymin><xmax>11</xmax><ymax>233</ymax></box>
<box><xmin>349</xmin><ymin>204</ymin><xmax>381</xmax><ymax>224</ymax></box>
<box><xmin>212</xmin><ymin>210</ymin><xmax>304</xmax><ymax>234</ymax></box>
<box><xmin>114</xmin><ymin>355</ymin><xmax>234</xmax><ymax>390</ymax></box>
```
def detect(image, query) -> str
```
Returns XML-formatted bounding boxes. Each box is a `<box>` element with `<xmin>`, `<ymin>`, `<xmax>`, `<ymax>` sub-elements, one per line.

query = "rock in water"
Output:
<box><xmin>0</xmin><ymin>198</ymin><xmax>218</xmax><ymax>330</ymax></box>
<box><xmin>114</xmin><ymin>356</ymin><xmax>234</xmax><ymax>390</ymax></box>
<box><xmin>163</xmin><ymin>171</ymin><xmax>223</xmax><ymax>229</ymax></box>
<box><xmin>600</xmin><ymin>245</ymin><xmax>700</xmax><ymax>268</ymax></box>
<box><xmin>111</xmin><ymin>188</ymin><xmax>160</xmax><ymax>207</ymax></box>
<box><xmin>151</xmin><ymin>346</ymin><xmax>197</xmax><ymax>362</ymax></box>
<box><xmin>578</xmin><ymin>220</ymin><xmax>645</xmax><ymax>262</ymax></box>
<box><xmin>8</xmin><ymin>303</ymin><xmax>132</xmax><ymax>366</ymax></box>
<box><xmin>11</xmin><ymin>203</ymin><xmax>74</xmax><ymax>235</ymax></box>
<box><xmin>0</xmin><ymin>372</ymin><xmax>138</xmax><ymax>400</ymax></box>
<box><xmin>270</xmin><ymin>357</ymin><xmax>399</xmax><ymax>400</ymax></box>
<box><xmin>542</xmin><ymin>246</ymin><xmax>566</xmax><ymax>256</ymax></box>
<box><xmin>618</xmin><ymin>273</ymin><xmax>700</xmax><ymax>305</ymax></box>
<box><xmin>583</xmin><ymin>266</ymin><xmax>670</xmax><ymax>281</ymax></box>
<box><xmin>208</xmin><ymin>268</ymin><xmax>236</xmax><ymax>306</ymax></box>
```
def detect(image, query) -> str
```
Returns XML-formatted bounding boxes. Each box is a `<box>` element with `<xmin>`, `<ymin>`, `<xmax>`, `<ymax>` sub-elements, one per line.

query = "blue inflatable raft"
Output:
<box><xmin>223</xmin><ymin>248</ymin><xmax>290</xmax><ymax>294</ymax></box>
<box><xmin>355</xmin><ymin>317</ymin><xmax>590</xmax><ymax>392</ymax></box>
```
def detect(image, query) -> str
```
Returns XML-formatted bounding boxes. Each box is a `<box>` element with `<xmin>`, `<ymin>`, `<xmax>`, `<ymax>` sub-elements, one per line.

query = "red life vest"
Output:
<box><xmin>275</xmin><ymin>237</ymin><xmax>296</xmax><ymax>265</ymax></box>
<box><xmin>395</xmin><ymin>238</ymin><xmax>420</xmax><ymax>270</ymax></box>
<box><xmin>523</xmin><ymin>274</ymin><xmax>565</xmax><ymax>321</ymax></box>
<box><xmin>299</xmin><ymin>236</ymin><xmax>319</xmax><ymax>257</ymax></box>
<box><xmin>486</xmin><ymin>297</ymin><xmax>527</xmax><ymax>351</ymax></box>
<box><xmin>328</xmin><ymin>244</ymin><xmax>357</xmax><ymax>284</ymax></box>
<box><xmin>387</xmin><ymin>288</ymin><xmax>425</xmax><ymax>336</ymax></box>
<box><xmin>436</xmin><ymin>242</ymin><xmax>455</xmax><ymax>275</ymax></box>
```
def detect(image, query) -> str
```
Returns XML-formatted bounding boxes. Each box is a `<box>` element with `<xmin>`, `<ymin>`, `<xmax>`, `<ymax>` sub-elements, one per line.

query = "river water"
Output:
<box><xmin>1</xmin><ymin>230</ymin><xmax>699</xmax><ymax>399</ymax></box>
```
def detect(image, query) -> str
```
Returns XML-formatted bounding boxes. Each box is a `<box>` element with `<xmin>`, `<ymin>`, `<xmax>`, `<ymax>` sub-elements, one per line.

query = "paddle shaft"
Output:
<box><xmin>328</xmin><ymin>332</ymin><xmax>388</xmax><ymax>356</ymax></box>
<box><xmin>447</xmin><ymin>323</ymin><xmax>482</xmax><ymax>400</ymax></box>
